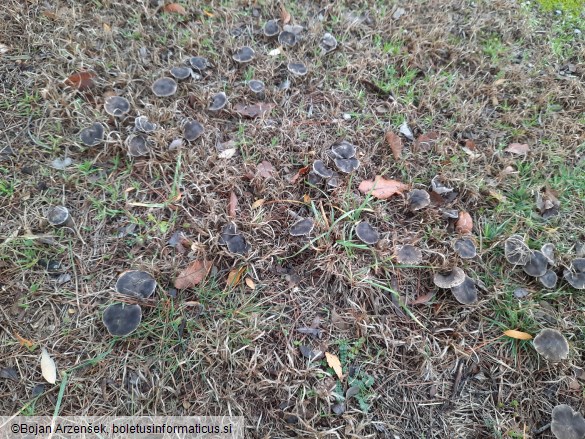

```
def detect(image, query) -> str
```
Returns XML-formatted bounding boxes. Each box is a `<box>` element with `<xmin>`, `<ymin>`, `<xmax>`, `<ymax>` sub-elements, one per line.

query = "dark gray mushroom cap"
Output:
<box><xmin>219</xmin><ymin>223</ymin><xmax>250</xmax><ymax>254</ymax></box>
<box><xmin>571</xmin><ymin>258</ymin><xmax>585</xmax><ymax>273</ymax></box>
<box><xmin>504</xmin><ymin>235</ymin><xmax>531</xmax><ymax>265</ymax></box>
<box><xmin>327</xmin><ymin>173</ymin><xmax>341</xmax><ymax>189</ymax></box>
<box><xmin>126</xmin><ymin>134</ymin><xmax>150</xmax><ymax>157</ymax></box>
<box><xmin>355</xmin><ymin>221</ymin><xmax>379</xmax><ymax>245</ymax></box>
<box><xmin>330</xmin><ymin>141</ymin><xmax>356</xmax><ymax>159</ymax></box>
<box><xmin>283</xmin><ymin>24</ymin><xmax>304</xmax><ymax>35</ymax></box>
<box><xmin>408</xmin><ymin>189</ymin><xmax>431</xmax><ymax>211</ymax></box>
<box><xmin>533</xmin><ymin>328</ymin><xmax>569</xmax><ymax>362</ymax></box>
<box><xmin>433</xmin><ymin>267</ymin><xmax>466</xmax><ymax>289</ymax></box>
<box><xmin>313</xmin><ymin>160</ymin><xmax>334</xmax><ymax>178</ymax></box>
<box><xmin>541</xmin><ymin>243</ymin><xmax>555</xmax><ymax>265</ymax></box>
<box><xmin>450</xmin><ymin>276</ymin><xmax>478</xmax><ymax>304</ymax></box>
<box><xmin>523</xmin><ymin>250</ymin><xmax>549</xmax><ymax>277</ymax></box>
<box><xmin>453</xmin><ymin>237</ymin><xmax>477</xmax><ymax>259</ymax></box>
<box><xmin>233</xmin><ymin>46</ymin><xmax>255</xmax><ymax>63</ymax></box>
<box><xmin>209</xmin><ymin>92</ymin><xmax>228</xmax><ymax>111</ymax></box>
<box><xmin>189</xmin><ymin>56</ymin><xmax>208</xmax><ymax>71</ymax></box>
<box><xmin>79</xmin><ymin>122</ymin><xmax>105</xmax><ymax>146</ymax></box>
<box><xmin>115</xmin><ymin>270</ymin><xmax>157</xmax><ymax>299</ymax></box>
<box><xmin>539</xmin><ymin>270</ymin><xmax>558</xmax><ymax>289</ymax></box>
<box><xmin>104</xmin><ymin>96</ymin><xmax>130</xmax><ymax>117</ymax></box>
<box><xmin>440</xmin><ymin>208</ymin><xmax>459</xmax><ymax>219</ymax></box>
<box><xmin>47</xmin><ymin>206</ymin><xmax>70</xmax><ymax>226</ymax></box>
<box><xmin>103</xmin><ymin>303</ymin><xmax>142</xmax><ymax>336</ymax></box>
<box><xmin>289</xmin><ymin>218</ymin><xmax>314</xmax><ymax>236</ymax></box>
<box><xmin>564</xmin><ymin>270</ymin><xmax>585</xmax><ymax>289</ymax></box>
<box><xmin>170</xmin><ymin>66</ymin><xmax>192</xmax><ymax>80</ymax></box>
<box><xmin>431</xmin><ymin>175</ymin><xmax>453</xmax><ymax>195</ymax></box>
<box><xmin>134</xmin><ymin>116</ymin><xmax>157</xmax><ymax>133</ymax></box>
<box><xmin>183</xmin><ymin>119</ymin><xmax>204</xmax><ymax>141</ymax></box>
<box><xmin>152</xmin><ymin>77</ymin><xmax>178</xmax><ymax>97</ymax></box>
<box><xmin>334</xmin><ymin>157</ymin><xmax>359</xmax><ymax>173</ymax></box>
<box><xmin>278</xmin><ymin>31</ymin><xmax>297</xmax><ymax>46</ymax></box>
<box><xmin>396</xmin><ymin>245</ymin><xmax>423</xmax><ymax>264</ymax></box>
<box><xmin>306</xmin><ymin>171</ymin><xmax>322</xmax><ymax>185</ymax></box>
<box><xmin>320</xmin><ymin>33</ymin><xmax>337</xmax><ymax>53</ymax></box>
<box><xmin>551</xmin><ymin>404</ymin><xmax>585</xmax><ymax>439</ymax></box>
<box><xmin>263</xmin><ymin>19</ymin><xmax>279</xmax><ymax>37</ymax></box>
<box><xmin>248</xmin><ymin>79</ymin><xmax>265</xmax><ymax>93</ymax></box>
<box><xmin>287</xmin><ymin>62</ymin><xmax>308</xmax><ymax>76</ymax></box>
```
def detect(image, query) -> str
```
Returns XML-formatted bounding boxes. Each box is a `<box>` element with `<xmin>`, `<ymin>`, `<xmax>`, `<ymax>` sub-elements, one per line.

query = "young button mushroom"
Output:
<box><xmin>103</xmin><ymin>303</ymin><xmax>142</xmax><ymax>337</ymax></box>
<box><xmin>219</xmin><ymin>223</ymin><xmax>250</xmax><ymax>254</ymax></box>
<box><xmin>539</xmin><ymin>270</ymin><xmax>558</xmax><ymax>289</ymax></box>
<box><xmin>550</xmin><ymin>404</ymin><xmax>585</xmax><ymax>439</ymax></box>
<box><xmin>170</xmin><ymin>66</ymin><xmax>192</xmax><ymax>80</ymax></box>
<box><xmin>523</xmin><ymin>250</ymin><xmax>549</xmax><ymax>277</ymax></box>
<box><xmin>453</xmin><ymin>237</ymin><xmax>477</xmax><ymax>259</ymax></box>
<box><xmin>396</xmin><ymin>245</ymin><xmax>423</xmax><ymax>264</ymax></box>
<box><xmin>152</xmin><ymin>77</ymin><xmax>178</xmax><ymax>97</ymax></box>
<box><xmin>541</xmin><ymin>243</ymin><xmax>555</xmax><ymax>265</ymax></box>
<box><xmin>263</xmin><ymin>19</ymin><xmax>280</xmax><ymax>37</ymax></box>
<box><xmin>333</xmin><ymin>157</ymin><xmax>359</xmax><ymax>174</ymax></box>
<box><xmin>287</xmin><ymin>62</ymin><xmax>308</xmax><ymax>76</ymax></box>
<box><xmin>408</xmin><ymin>189</ymin><xmax>431</xmax><ymax>211</ymax></box>
<box><xmin>115</xmin><ymin>270</ymin><xmax>157</xmax><ymax>299</ymax></box>
<box><xmin>134</xmin><ymin>116</ymin><xmax>157</xmax><ymax>133</ymax></box>
<box><xmin>47</xmin><ymin>206</ymin><xmax>73</xmax><ymax>228</ymax></box>
<box><xmin>233</xmin><ymin>46</ymin><xmax>255</xmax><ymax>63</ymax></box>
<box><xmin>189</xmin><ymin>56</ymin><xmax>209</xmax><ymax>71</ymax></box>
<box><xmin>126</xmin><ymin>134</ymin><xmax>150</xmax><ymax>157</ymax></box>
<box><xmin>209</xmin><ymin>92</ymin><xmax>228</xmax><ymax>111</ymax></box>
<box><xmin>320</xmin><ymin>33</ymin><xmax>337</xmax><ymax>54</ymax></box>
<box><xmin>312</xmin><ymin>160</ymin><xmax>334</xmax><ymax>179</ymax></box>
<box><xmin>504</xmin><ymin>234</ymin><xmax>531</xmax><ymax>265</ymax></box>
<box><xmin>355</xmin><ymin>221</ymin><xmax>379</xmax><ymax>245</ymax></box>
<box><xmin>104</xmin><ymin>96</ymin><xmax>130</xmax><ymax>117</ymax></box>
<box><xmin>182</xmin><ymin>118</ymin><xmax>204</xmax><ymax>141</ymax></box>
<box><xmin>450</xmin><ymin>276</ymin><xmax>478</xmax><ymax>304</ymax></box>
<box><xmin>79</xmin><ymin>122</ymin><xmax>105</xmax><ymax>146</ymax></box>
<box><xmin>433</xmin><ymin>267</ymin><xmax>466</xmax><ymax>289</ymax></box>
<box><xmin>278</xmin><ymin>31</ymin><xmax>297</xmax><ymax>47</ymax></box>
<box><xmin>533</xmin><ymin>328</ymin><xmax>569</xmax><ymax>362</ymax></box>
<box><xmin>289</xmin><ymin>218</ymin><xmax>314</xmax><ymax>237</ymax></box>
<box><xmin>248</xmin><ymin>79</ymin><xmax>265</xmax><ymax>100</ymax></box>
<box><xmin>330</xmin><ymin>140</ymin><xmax>356</xmax><ymax>159</ymax></box>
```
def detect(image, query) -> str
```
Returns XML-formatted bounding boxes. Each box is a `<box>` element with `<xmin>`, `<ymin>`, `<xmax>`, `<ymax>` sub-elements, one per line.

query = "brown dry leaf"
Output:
<box><xmin>174</xmin><ymin>259</ymin><xmax>212</xmax><ymax>289</ymax></box>
<box><xmin>455</xmin><ymin>211</ymin><xmax>473</xmax><ymax>234</ymax></box>
<box><xmin>257</xmin><ymin>160</ymin><xmax>276</xmax><ymax>179</ymax></box>
<box><xmin>163</xmin><ymin>3</ymin><xmax>187</xmax><ymax>15</ymax></box>
<box><xmin>40</xmin><ymin>348</ymin><xmax>57</xmax><ymax>384</ymax></box>
<box><xmin>503</xmin><ymin>329</ymin><xmax>533</xmax><ymax>340</ymax></box>
<box><xmin>289</xmin><ymin>165</ymin><xmax>310</xmax><ymax>184</ymax></box>
<box><xmin>227</xmin><ymin>266</ymin><xmax>246</xmax><ymax>288</ymax></box>
<box><xmin>234</xmin><ymin>102</ymin><xmax>275</xmax><ymax>118</ymax></box>
<box><xmin>251</xmin><ymin>199</ymin><xmax>265</xmax><ymax>209</ymax></box>
<box><xmin>227</xmin><ymin>191</ymin><xmax>238</xmax><ymax>218</ymax></box>
<box><xmin>14</xmin><ymin>332</ymin><xmax>34</xmax><ymax>349</ymax></box>
<box><xmin>464</xmin><ymin>139</ymin><xmax>477</xmax><ymax>150</ymax></box>
<box><xmin>504</xmin><ymin>143</ymin><xmax>530</xmax><ymax>155</ymax></box>
<box><xmin>64</xmin><ymin>71</ymin><xmax>96</xmax><ymax>90</ymax></box>
<box><xmin>409</xmin><ymin>291</ymin><xmax>436</xmax><ymax>305</ymax></box>
<box><xmin>358</xmin><ymin>176</ymin><xmax>409</xmax><ymax>199</ymax></box>
<box><xmin>303</xmin><ymin>194</ymin><xmax>311</xmax><ymax>203</ymax></box>
<box><xmin>414</xmin><ymin>131</ymin><xmax>439</xmax><ymax>151</ymax></box>
<box><xmin>325</xmin><ymin>352</ymin><xmax>343</xmax><ymax>380</ymax></box>
<box><xmin>385</xmin><ymin>131</ymin><xmax>402</xmax><ymax>160</ymax></box>
<box><xmin>280</xmin><ymin>4</ymin><xmax>291</xmax><ymax>24</ymax></box>
<box><xmin>245</xmin><ymin>277</ymin><xmax>256</xmax><ymax>290</ymax></box>
<box><xmin>102</xmin><ymin>22</ymin><xmax>111</xmax><ymax>33</ymax></box>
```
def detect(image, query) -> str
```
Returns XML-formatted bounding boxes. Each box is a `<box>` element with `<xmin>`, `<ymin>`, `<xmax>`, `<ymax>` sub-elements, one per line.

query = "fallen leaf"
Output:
<box><xmin>103</xmin><ymin>22</ymin><xmax>111</xmax><ymax>33</ymax></box>
<box><xmin>40</xmin><ymin>348</ymin><xmax>57</xmax><ymax>384</ymax></box>
<box><xmin>257</xmin><ymin>160</ymin><xmax>276</xmax><ymax>179</ymax></box>
<box><xmin>64</xmin><ymin>71</ymin><xmax>96</xmax><ymax>90</ymax></box>
<box><xmin>218</xmin><ymin>148</ymin><xmax>236</xmax><ymax>159</ymax></box>
<box><xmin>358</xmin><ymin>176</ymin><xmax>409</xmax><ymax>199</ymax></box>
<box><xmin>325</xmin><ymin>352</ymin><xmax>343</xmax><ymax>380</ymax></box>
<box><xmin>234</xmin><ymin>102</ymin><xmax>275</xmax><ymax>118</ymax></box>
<box><xmin>14</xmin><ymin>332</ymin><xmax>34</xmax><ymax>349</ymax></box>
<box><xmin>0</xmin><ymin>367</ymin><xmax>18</xmax><ymax>381</ymax></box>
<box><xmin>268</xmin><ymin>47</ymin><xmax>282</xmax><ymax>56</ymax></box>
<box><xmin>174</xmin><ymin>259</ymin><xmax>212</xmax><ymax>289</ymax></box>
<box><xmin>503</xmin><ymin>329</ymin><xmax>532</xmax><ymax>340</ymax></box>
<box><xmin>409</xmin><ymin>291</ymin><xmax>436</xmax><ymax>305</ymax></box>
<box><xmin>289</xmin><ymin>165</ymin><xmax>310</xmax><ymax>184</ymax></box>
<box><xmin>245</xmin><ymin>277</ymin><xmax>256</xmax><ymax>290</ymax></box>
<box><xmin>280</xmin><ymin>4</ymin><xmax>291</xmax><ymax>24</ymax></box>
<box><xmin>385</xmin><ymin>131</ymin><xmax>402</xmax><ymax>160</ymax></box>
<box><xmin>226</xmin><ymin>266</ymin><xmax>246</xmax><ymax>288</ymax></box>
<box><xmin>163</xmin><ymin>3</ymin><xmax>187</xmax><ymax>15</ymax></box>
<box><xmin>455</xmin><ymin>211</ymin><xmax>473</xmax><ymax>234</ymax></box>
<box><xmin>414</xmin><ymin>132</ymin><xmax>439</xmax><ymax>151</ymax></box>
<box><xmin>303</xmin><ymin>194</ymin><xmax>311</xmax><ymax>203</ymax></box>
<box><xmin>464</xmin><ymin>139</ymin><xmax>477</xmax><ymax>150</ymax></box>
<box><xmin>228</xmin><ymin>191</ymin><xmax>238</xmax><ymax>218</ymax></box>
<box><xmin>251</xmin><ymin>199</ymin><xmax>265</xmax><ymax>209</ymax></box>
<box><xmin>504</xmin><ymin>143</ymin><xmax>530</xmax><ymax>155</ymax></box>
<box><xmin>51</xmin><ymin>157</ymin><xmax>73</xmax><ymax>170</ymax></box>
<box><xmin>399</xmin><ymin>121</ymin><xmax>414</xmax><ymax>140</ymax></box>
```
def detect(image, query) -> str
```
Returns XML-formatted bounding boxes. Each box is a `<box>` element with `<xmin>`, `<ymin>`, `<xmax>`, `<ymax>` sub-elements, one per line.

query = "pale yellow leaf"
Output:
<box><xmin>245</xmin><ymin>277</ymin><xmax>256</xmax><ymax>290</ymax></box>
<box><xmin>503</xmin><ymin>330</ymin><xmax>532</xmax><ymax>340</ymax></box>
<box><xmin>325</xmin><ymin>352</ymin><xmax>343</xmax><ymax>380</ymax></box>
<box><xmin>251</xmin><ymin>199</ymin><xmax>265</xmax><ymax>209</ymax></box>
<box><xmin>41</xmin><ymin>348</ymin><xmax>57</xmax><ymax>384</ymax></box>
<box><xmin>227</xmin><ymin>266</ymin><xmax>246</xmax><ymax>288</ymax></box>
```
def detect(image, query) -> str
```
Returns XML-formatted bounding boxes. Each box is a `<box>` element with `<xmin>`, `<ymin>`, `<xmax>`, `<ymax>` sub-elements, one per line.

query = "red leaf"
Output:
<box><xmin>227</xmin><ymin>191</ymin><xmax>238</xmax><ymax>218</ymax></box>
<box><xmin>234</xmin><ymin>103</ymin><xmax>275</xmax><ymax>118</ymax></box>
<box><xmin>385</xmin><ymin>131</ymin><xmax>402</xmax><ymax>160</ymax></box>
<box><xmin>64</xmin><ymin>71</ymin><xmax>96</xmax><ymax>90</ymax></box>
<box><xmin>257</xmin><ymin>160</ymin><xmax>275</xmax><ymax>179</ymax></box>
<box><xmin>358</xmin><ymin>176</ymin><xmax>409</xmax><ymax>199</ymax></box>
<box><xmin>174</xmin><ymin>259</ymin><xmax>212</xmax><ymax>289</ymax></box>
<box><xmin>455</xmin><ymin>211</ymin><xmax>473</xmax><ymax>234</ymax></box>
<box><xmin>289</xmin><ymin>165</ymin><xmax>310</xmax><ymax>184</ymax></box>
<box><xmin>163</xmin><ymin>3</ymin><xmax>187</xmax><ymax>14</ymax></box>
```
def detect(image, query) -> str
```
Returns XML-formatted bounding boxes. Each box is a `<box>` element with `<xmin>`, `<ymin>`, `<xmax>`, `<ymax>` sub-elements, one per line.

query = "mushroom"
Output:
<box><xmin>232</xmin><ymin>46</ymin><xmax>255</xmax><ymax>63</ymax></box>
<box><xmin>571</xmin><ymin>258</ymin><xmax>585</xmax><ymax>273</ymax></box>
<box><xmin>355</xmin><ymin>221</ymin><xmax>379</xmax><ymax>245</ymax></box>
<box><xmin>170</xmin><ymin>66</ymin><xmax>192</xmax><ymax>80</ymax></box>
<box><xmin>431</xmin><ymin>175</ymin><xmax>453</xmax><ymax>195</ymax></box>
<box><xmin>248</xmin><ymin>79</ymin><xmax>265</xmax><ymax>99</ymax></box>
<box><xmin>277</xmin><ymin>78</ymin><xmax>290</xmax><ymax>91</ymax></box>
<box><xmin>134</xmin><ymin>116</ymin><xmax>157</xmax><ymax>133</ymax></box>
<box><xmin>407</xmin><ymin>189</ymin><xmax>431</xmax><ymax>211</ymax></box>
<box><xmin>219</xmin><ymin>223</ymin><xmax>249</xmax><ymax>254</ymax></box>
<box><xmin>327</xmin><ymin>173</ymin><xmax>341</xmax><ymax>189</ymax></box>
<box><xmin>564</xmin><ymin>270</ymin><xmax>585</xmax><ymax>290</ymax></box>
<box><xmin>263</xmin><ymin>19</ymin><xmax>279</xmax><ymax>37</ymax></box>
<box><xmin>306</xmin><ymin>171</ymin><xmax>321</xmax><ymax>185</ymax></box>
<box><xmin>278</xmin><ymin>31</ymin><xmax>297</xmax><ymax>47</ymax></box>
<box><xmin>533</xmin><ymin>328</ymin><xmax>569</xmax><ymax>362</ymax></box>
<box><xmin>287</xmin><ymin>62</ymin><xmax>308</xmax><ymax>76</ymax></box>
<box><xmin>183</xmin><ymin>118</ymin><xmax>204</xmax><ymax>141</ymax></box>
<box><xmin>539</xmin><ymin>270</ymin><xmax>558</xmax><ymax>289</ymax></box>
<box><xmin>541</xmin><ymin>243</ymin><xmax>555</xmax><ymax>265</ymax></box>
<box><xmin>79</xmin><ymin>122</ymin><xmax>105</xmax><ymax>146</ymax></box>
<box><xmin>450</xmin><ymin>276</ymin><xmax>478</xmax><ymax>304</ymax></box>
<box><xmin>103</xmin><ymin>303</ymin><xmax>142</xmax><ymax>336</ymax></box>
<box><xmin>289</xmin><ymin>218</ymin><xmax>314</xmax><ymax>236</ymax></box>
<box><xmin>550</xmin><ymin>404</ymin><xmax>585</xmax><ymax>439</ymax></box>
<box><xmin>330</xmin><ymin>141</ymin><xmax>356</xmax><ymax>159</ymax></box>
<box><xmin>126</xmin><ymin>134</ymin><xmax>150</xmax><ymax>157</ymax></box>
<box><xmin>152</xmin><ymin>77</ymin><xmax>178</xmax><ymax>97</ymax></box>
<box><xmin>440</xmin><ymin>208</ymin><xmax>459</xmax><ymax>219</ymax></box>
<box><xmin>209</xmin><ymin>92</ymin><xmax>228</xmax><ymax>111</ymax></box>
<box><xmin>283</xmin><ymin>24</ymin><xmax>304</xmax><ymax>35</ymax></box>
<box><xmin>523</xmin><ymin>250</ymin><xmax>548</xmax><ymax>277</ymax></box>
<box><xmin>396</xmin><ymin>245</ymin><xmax>423</xmax><ymax>264</ymax></box>
<box><xmin>453</xmin><ymin>237</ymin><xmax>477</xmax><ymax>259</ymax></box>
<box><xmin>333</xmin><ymin>157</ymin><xmax>359</xmax><ymax>173</ymax></box>
<box><xmin>312</xmin><ymin>160</ymin><xmax>334</xmax><ymax>179</ymax></box>
<box><xmin>320</xmin><ymin>33</ymin><xmax>337</xmax><ymax>54</ymax></box>
<box><xmin>189</xmin><ymin>56</ymin><xmax>209</xmax><ymax>71</ymax></box>
<box><xmin>115</xmin><ymin>270</ymin><xmax>157</xmax><ymax>299</ymax></box>
<box><xmin>433</xmin><ymin>267</ymin><xmax>466</xmax><ymax>289</ymax></box>
<box><xmin>504</xmin><ymin>234</ymin><xmax>531</xmax><ymax>265</ymax></box>
<box><xmin>47</xmin><ymin>206</ymin><xmax>73</xmax><ymax>228</ymax></box>
<box><xmin>104</xmin><ymin>96</ymin><xmax>130</xmax><ymax>117</ymax></box>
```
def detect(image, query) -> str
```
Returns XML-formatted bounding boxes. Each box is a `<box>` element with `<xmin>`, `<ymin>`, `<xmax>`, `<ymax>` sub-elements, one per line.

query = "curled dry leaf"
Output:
<box><xmin>385</xmin><ymin>131</ymin><xmax>402</xmax><ymax>160</ymax></box>
<box><xmin>455</xmin><ymin>211</ymin><xmax>473</xmax><ymax>234</ymax></box>
<box><xmin>251</xmin><ymin>199</ymin><xmax>265</xmax><ymax>209</ymax></box>
<box><xmin>503</xmin><ymin>329</ymin><xmax>533</xmax><ymax>340</ymax></box>
<box><xmin>64</xmin><ymin>71</ymin><xmax>96</xmax><ymax>90</ymax></box>
<box><xmin>227</xmin><ymin>191</ymin><xmax>238</xmax><ymax>218</ymax></box>
<box><xmin>325</xmin><ymin>352</ymin><xmax>343</xmax><ymax>380</ymax></box>
<box><xmin>280</xmin><ymin>4</ymin><xmax>291</xmax><ymax>24</ymax></box>
<box><xmin>227</xmin><ymin>266</ymin><xmax>246</xmax><ymax>288</ymax></box>
<box><xmin>41</xmin><ymin>348</ymin><xmax>57</xmax><ymax>384</ymax></box>
<box><xmin>174</xmin><ymin>259</ymin><xmax>212</xmax><ymax>289</ymax></box>
<box><xmin>163</xmin><ymin>3</ymin><xmax>187</xmax><ymax>14</ymax></box>
<box><xmin>257</xmin><ymin>160</ymin><xmax>276</xmax><ymax>179</ymax></box>
<box><xmin>234</xmin><ymin>103</ymin><xmax>275</xmax><ymax>118</ymax></box>
<box><xmin>14</xmin><ymin>332</ymin><xmax>34</xmax><ymax>349</ymax></box>
<box><xmin>358</xmin><ymin>176</ymin><xmax>409</xmax><ymax>199</ymax></box>
<box><xmin>504</xmin><ymin>143</ymin><xmax>530</xmax><ymax>155</ymax></box>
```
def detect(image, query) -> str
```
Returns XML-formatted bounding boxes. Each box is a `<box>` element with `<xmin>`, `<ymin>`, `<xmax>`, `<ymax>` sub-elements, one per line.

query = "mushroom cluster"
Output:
<box><xmin>219</xmin><ymin>223</ymin><xmax>250</xmax><ymax>254</ymax></box>
<box><xmin>551</xmin><ymin>404</ymin><xmax>585</xmax><ymax>439</ymax></box>
<box><xmin>307</xmin><ymin>141</ymin><xmax>359</xmax><ymax>189</ymax></box>
<box><xmin>433</xmin><ymin>267</ymin><xmax>478</xmax><ymax>305</ymax></box>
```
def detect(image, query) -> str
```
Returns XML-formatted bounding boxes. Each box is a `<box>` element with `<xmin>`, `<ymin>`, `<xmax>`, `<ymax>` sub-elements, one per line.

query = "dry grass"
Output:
<box><xmin>1</xmin><ymin>0</ymin><xmax>584</xmax><ymax>437</ymax></box>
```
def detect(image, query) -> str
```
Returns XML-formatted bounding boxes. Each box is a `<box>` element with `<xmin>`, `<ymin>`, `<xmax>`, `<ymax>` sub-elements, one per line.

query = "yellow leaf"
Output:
<box><xmin>41</xmin><ymin>348</ymin><xmax>57</xmax><ymax>384</ymax></box>
<box><xmin>14</xmin><ymin>332</ymin><xmax>34</xmax><ymax>349</ymax></box>
<box><xmin>503</xmin><ymin>330</ymin><xmax>533</xmax><ymax>340</ymax></box>
<box><xmin>227</xmin><ymin>266</ymin><xmax>246</xmax><ymax>288</ymax></box>
<box><xmin>303</xmin><ymin>194</ymin><xmax>311</xmax><ymax>203</ymax></box>
<box><xmin>325</xmin><ymin>352</ymin><xmax>343</xmax><ymax>380</ymax></box>
<box><xmin>202</xmin><ymin>10</ymin><xmax>214</xmax><ymax>17</ymax></box>
<box><xmin>251</xmin><ymin>199</ymin><xmax>265</xmax><ymax>209</ymax></box>
<box><xmin>245</xmin><ymin>277</ymin><xmax>256</xmax><ymax>290</ymax></box>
